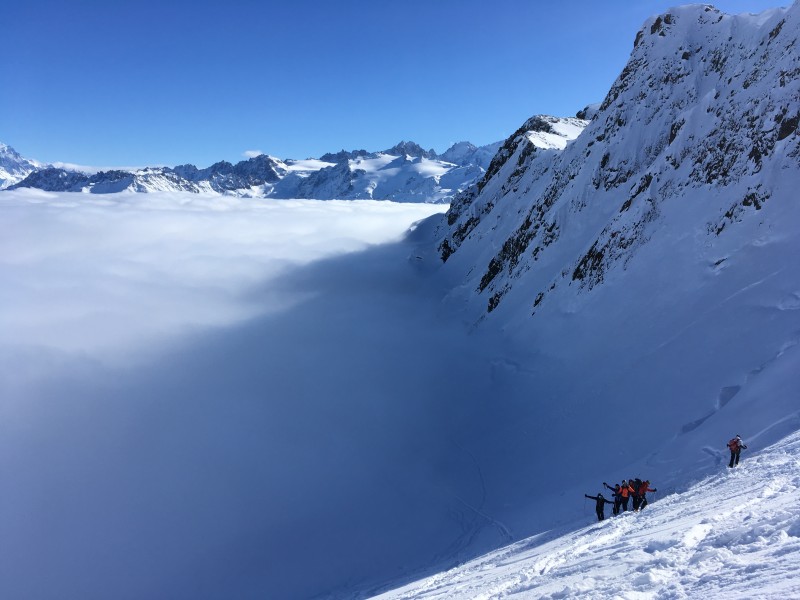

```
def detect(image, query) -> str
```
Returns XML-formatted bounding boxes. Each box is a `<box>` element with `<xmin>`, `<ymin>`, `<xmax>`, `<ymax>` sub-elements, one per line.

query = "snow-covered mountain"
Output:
<box><xmin>437</xmin><ymin>3</ymin><xmax>800</xmax><ymax>322</ymax></box>
<box><xmin>6</xmin><ymin>140</ymin><xmax>502</xmax><ymax>202</ymax></box>
<box><xmin>440</xmin><ymin>140</ymin><xmax>502</xmax><ymax>169</ymax></box>
<box><xmin>9</xmin><ymin>154</ymin><xmax>289</xmax><ymax>195</ymax></box>
<box><xmin>0</xmin><ymin>143</ymin><xmax>40</xmax><ymax>189</ymax></box>
<box><xmin>272</xmin><ymin>143</ymin><xmax>501</xmax><ymax>203</ymax></box>
<box><xmin>3</xmin><ymin>4</ymin><xmax>800</xmax><ymax>600</ymax></box>
<box><xmin>380</xmin><ymin>3</ymin><xmax>800</xmax><ymax>597</ymax></box>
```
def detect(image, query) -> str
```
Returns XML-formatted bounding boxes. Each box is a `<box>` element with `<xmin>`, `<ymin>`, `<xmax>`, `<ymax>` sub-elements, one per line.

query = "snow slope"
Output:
<box><xmin>375</xmin><ymin>430</ymin><xmax>800</xmax><ymax>599</ymax></box>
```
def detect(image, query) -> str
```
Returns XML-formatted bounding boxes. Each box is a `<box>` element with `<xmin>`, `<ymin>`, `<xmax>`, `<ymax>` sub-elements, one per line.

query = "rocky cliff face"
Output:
<box><xmin>436</xmin><ymin>4</ymin><xmax>800</xmax><ymax>319</ymax></box>
<box><xmin>438</xmin><ymin>115</ymin><xmax>588</xmax><ymax>266</ymax></box>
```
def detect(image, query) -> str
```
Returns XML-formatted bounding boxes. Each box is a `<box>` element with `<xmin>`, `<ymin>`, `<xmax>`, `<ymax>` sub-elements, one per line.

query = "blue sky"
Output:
<box><xmin>2</xmin><ymin>0</ymin><xmax>785</xmax><ymax>167</ymax></box>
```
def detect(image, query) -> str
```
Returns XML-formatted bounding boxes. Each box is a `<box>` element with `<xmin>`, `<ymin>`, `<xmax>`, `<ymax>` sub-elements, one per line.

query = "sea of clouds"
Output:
<box><xmin>0</xmin><ymin>190</ymin><xmax>446</xmax><ymax>364</ymax></box>
<box><xmin>1</xmin><ymin>191</ymin><xmax>493</xmax><ymax>599</ymax></box>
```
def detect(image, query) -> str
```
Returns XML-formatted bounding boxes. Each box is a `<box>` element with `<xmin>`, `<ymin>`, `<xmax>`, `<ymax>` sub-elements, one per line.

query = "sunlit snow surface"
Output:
<box><xmin>376</xmin><ymin>431</ymin><xmax>800</xmax><ymax>599</ymax></box>
<box><xmin>524</xmin><ymin>118</ymin><xmax>587</xmax><ymax>151</ymax></box>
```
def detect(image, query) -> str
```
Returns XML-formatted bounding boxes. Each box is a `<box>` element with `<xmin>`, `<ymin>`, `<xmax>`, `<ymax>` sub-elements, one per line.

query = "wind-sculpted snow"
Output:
<box><xmin>375</xmin><ymin>430</ymin><xmax>800</xmax><ymax>599</ymax></box>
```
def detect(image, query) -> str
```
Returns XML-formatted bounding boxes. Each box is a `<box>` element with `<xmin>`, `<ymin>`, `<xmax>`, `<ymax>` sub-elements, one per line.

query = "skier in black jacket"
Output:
<box><xmin>585</xmin><ymin>492</ymin><xmax>614</xmax><ymax>521</ymax></box>
<box><xmin>603</xmin><ymin>482</ymin><xmax>623</xmax><ymax>516</ymax></box>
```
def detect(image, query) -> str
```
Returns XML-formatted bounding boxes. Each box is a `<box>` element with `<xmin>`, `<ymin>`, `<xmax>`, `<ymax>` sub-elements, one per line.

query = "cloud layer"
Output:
<box><xmin>0</xmin><ymin>191</ymin><xmax>493</xmax><ymax>599</ymax></box>
<box><xmin>0</xmin><ymin>190</ymin><xmax>445</xmax><ymax>363</ymax></box>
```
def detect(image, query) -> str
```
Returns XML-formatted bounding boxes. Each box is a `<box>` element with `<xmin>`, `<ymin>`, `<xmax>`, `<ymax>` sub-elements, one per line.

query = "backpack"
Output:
<box><xmin>728</xmin><ymin>437</ymin><xmax>739</xmax><ymax>451</ymax></box>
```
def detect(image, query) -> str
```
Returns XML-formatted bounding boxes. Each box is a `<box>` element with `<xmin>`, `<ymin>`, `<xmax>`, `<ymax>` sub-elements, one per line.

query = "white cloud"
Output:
<box><xmin>51</xmin><ymin>161</ymin><xmax>153</xmax><ymax>173</ymax></box>
<box><xmin>242</xmin><ymin>149</ymin><xmax>264</xmax><ymax>158</ymax></box>
<box><xmin>0</xmin><ymin>190</ymin><xmax>463</xmax><ymax>599</ymax></box>
<box><xmin>0</xmin><ymin>190</ymin><xmax>446</xmax><ymax>363</ymax></box>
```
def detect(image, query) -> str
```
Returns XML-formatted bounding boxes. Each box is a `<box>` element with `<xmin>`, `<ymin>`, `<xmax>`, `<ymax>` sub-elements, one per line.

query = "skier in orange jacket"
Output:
<box><xmin>618</xmin><ymin>479</ymin><xmax>635</xmax><ymax>512</ymax></box>
<box><xmin>727</xmin><ymin>434</ymin><xmax>747</xmax><ymax>468</ymax></box>
<box><xmin>637</xmin><ymin>480</ymin><xmax>657</xmax><ymax>511</ymax></box>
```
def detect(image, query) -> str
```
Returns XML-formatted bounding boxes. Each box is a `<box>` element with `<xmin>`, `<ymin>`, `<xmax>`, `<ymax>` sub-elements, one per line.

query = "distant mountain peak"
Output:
<box><xmin>444</xmin><ymin>141</ymin><xmax>478</xmax><ymax>153</ymax></box>
<box><xmin>382</xmin><ymin>141</ymin><xmax>438</xmax><ymax>159</ymax></box>
<box><xmin>0</xmin><ymin>142</ymin><xmax>41</xmax><ymax>189</ymax></box>
<box><xmin>318</xmin><ymin>149</ymin><xmax>370</xmax><ymax>164</ymax></box>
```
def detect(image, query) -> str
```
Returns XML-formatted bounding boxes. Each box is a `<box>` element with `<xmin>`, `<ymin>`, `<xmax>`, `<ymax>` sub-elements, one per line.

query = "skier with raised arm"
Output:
<box><xmin>603</xmin><ymin>482</ymin><xmax>623</xmax><ymax>516</ymax></box>
<box><xmin>585</xmin><ymin>492</ymin><xmax>614</xmax><ymax>521</ymax></box>
<box><xmin>619</xmin><ymin>479</ymin><xmax>634</xmax><ymax>512</ymax></box>
<box><xmin>637</xmin><ymin>480</ymin><xmax>657</xmax><ymax>511</ymax></box>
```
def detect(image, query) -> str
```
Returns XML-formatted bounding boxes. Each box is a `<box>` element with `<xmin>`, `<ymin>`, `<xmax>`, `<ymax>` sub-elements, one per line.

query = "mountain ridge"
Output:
<box><xmin>0</xmin><ymin>142</ymin><xmax>40</xmax><ymax>189</ymax></box>
<box><xmin>435</xmin><ymin>3</ymin><xmax>800</xmax><ymax>320</ymax></box>
<box><xmin>3</xmin><ymin>138</ymin><xmax>505</xmax><ymax>203</ymax></box>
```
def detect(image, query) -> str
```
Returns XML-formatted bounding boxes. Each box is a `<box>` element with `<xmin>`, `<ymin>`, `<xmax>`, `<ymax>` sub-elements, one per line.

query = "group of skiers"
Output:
<box><xmin>584</xmin><ymin>434</ymin><xmax>748</xmax><ymax>522</ymax></box>
<box><xmin>584</xmin><ymin>478</ymin><xmax>657</xmax><ymax>521</ymax></box>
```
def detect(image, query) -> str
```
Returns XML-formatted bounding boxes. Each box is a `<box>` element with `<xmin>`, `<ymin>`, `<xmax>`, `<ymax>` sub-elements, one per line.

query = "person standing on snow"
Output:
<box><xmin>603</xmin><ymin>482</ymin><xmax>623</xmax><ymax>516</ymax></box>
<box><xmin>585</xmin><ymin>492</ymin><xmax>614</xmax><ymax>521</ymax></box>
<box><xmin>630</xmin><ymin>478</ymin><xmax>643</xmax><ymax>511</ymax></box>
<box><xmin>637</xmin><ymin>480</ymin><xmax>657</xmax><ymax>511</ymax></box>
<box><xmin>619</xmin><ymin>479</ymin><xmax>634</xmax><ymax>512</ymax></box>
<box><xmin>727</xmin><ymin>434</ymin><xmax>748</xmax><ymax>468</ymax></box>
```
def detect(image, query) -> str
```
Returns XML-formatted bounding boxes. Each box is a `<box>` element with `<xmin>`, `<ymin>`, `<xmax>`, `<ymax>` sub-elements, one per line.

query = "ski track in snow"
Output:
<box><xmin>375</xmin><ymin>432</ymin><xmax>800</xmax><ymax>600</ymax></box>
